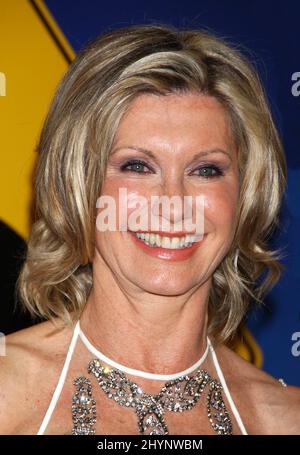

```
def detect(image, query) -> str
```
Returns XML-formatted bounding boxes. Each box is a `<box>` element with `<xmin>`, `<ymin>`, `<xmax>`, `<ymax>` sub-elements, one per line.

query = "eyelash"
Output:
<box><xmin>120</xmin><ymin>159</ymin><xmax>225</xmax><ymax>178</ymax></box>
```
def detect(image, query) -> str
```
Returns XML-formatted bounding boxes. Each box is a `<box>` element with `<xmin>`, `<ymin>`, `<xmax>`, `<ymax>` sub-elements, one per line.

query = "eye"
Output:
<box><xmin>120</xmin><ymin>159</ymin><xmax>152</xmax><ymax>174</ymax></box>
<box><xmin>192</xmin><ymin>165</ymin><xmax>224</xmax><ymax>178</ymax></box>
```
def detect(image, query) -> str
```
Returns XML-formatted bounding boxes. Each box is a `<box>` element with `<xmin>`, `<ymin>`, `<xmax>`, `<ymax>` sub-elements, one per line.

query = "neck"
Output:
<box><xmin>80</xmin><ymin>255</ymin><xmax>211</xmax><ymax>377</ymax></box>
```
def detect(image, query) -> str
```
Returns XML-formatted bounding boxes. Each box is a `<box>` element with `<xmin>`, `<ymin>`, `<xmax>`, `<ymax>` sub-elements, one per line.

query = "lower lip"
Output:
<box><xmin>128</xmin><ymin>232</ymin><xmax>205</xmax><ymax>261</ymax></box>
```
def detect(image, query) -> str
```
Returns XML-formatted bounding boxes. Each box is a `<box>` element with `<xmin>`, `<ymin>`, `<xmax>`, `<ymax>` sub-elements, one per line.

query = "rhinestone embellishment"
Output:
<box><xmin>72</xmin><ymin>377</ymin><xmax>97</xmax><ymax>435</ymax></box>
<box><xmin>278</xmin><ymin>378</ymin><xmax>287</xmax><ymax>387</ymax></box>
<box><xmin>83</xmin><ymin>359</ymin><xmax>233</xmax><ymax>435</ymax></box>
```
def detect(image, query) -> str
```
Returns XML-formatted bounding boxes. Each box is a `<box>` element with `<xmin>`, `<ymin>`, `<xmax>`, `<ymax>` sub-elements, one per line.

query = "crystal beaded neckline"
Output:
<box><xmin>72</xmin><ymin>362</ymin><xmax>233</xmax><ymax>435</ymax></box>
<box><xmin>78</xmin><ymin>321</ymin><xmax>210</xmax><ymax>380</ymax></box>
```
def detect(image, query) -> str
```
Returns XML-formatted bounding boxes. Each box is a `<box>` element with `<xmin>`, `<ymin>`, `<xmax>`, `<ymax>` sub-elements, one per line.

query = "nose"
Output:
<box><xmin>151</xmin><ymin>174</ymin><xmax>188</xmax><ymax>229</ymax></box>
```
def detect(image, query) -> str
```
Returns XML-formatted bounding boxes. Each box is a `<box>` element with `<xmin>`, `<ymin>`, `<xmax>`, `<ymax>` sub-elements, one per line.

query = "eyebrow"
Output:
<box><xmin>111</xmin><ymin>145</ymin><xmax>232</xmax><ymax>162</ymax></box>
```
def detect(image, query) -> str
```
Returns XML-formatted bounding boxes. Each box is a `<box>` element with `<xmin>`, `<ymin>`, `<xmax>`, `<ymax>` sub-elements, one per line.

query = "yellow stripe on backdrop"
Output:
<box><xmin>0</xmin><ymin>0</ymin><xmax>74</xmax><ymax>239</ymax></box>
<box><xmin>0</xmin><ymin>0</ymin><xmax>263</xmax><ymax>367</ymax></box>
<box><xmin>233</xmin><ymin>326</ymin><xmax>263</xmax><ymax>368</ymax></box>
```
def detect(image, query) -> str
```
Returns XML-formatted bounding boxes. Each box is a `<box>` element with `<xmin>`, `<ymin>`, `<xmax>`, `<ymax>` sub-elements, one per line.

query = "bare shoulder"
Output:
<box><xmin>0</xmin><ymin>319</ymin><xmax>74</xmax><ymax>434</ymax></box>
<box><xmin>216</xmin><ymin>343</ymin><xmax>300</xmax><ymax>435</ymax></box>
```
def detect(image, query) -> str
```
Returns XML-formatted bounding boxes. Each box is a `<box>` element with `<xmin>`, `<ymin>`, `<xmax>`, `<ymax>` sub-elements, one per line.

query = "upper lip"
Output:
<box><xmin>129</xmin><ymin>230</ymin><xmax>203</xmax><ymax>238</ymax></box>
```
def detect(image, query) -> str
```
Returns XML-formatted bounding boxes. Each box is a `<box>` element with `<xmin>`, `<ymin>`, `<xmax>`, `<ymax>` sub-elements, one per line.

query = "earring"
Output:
<box><xmin>233</xmin><ymin>249</ymin><xmax>239</xmax><ymax>272</ymax></box>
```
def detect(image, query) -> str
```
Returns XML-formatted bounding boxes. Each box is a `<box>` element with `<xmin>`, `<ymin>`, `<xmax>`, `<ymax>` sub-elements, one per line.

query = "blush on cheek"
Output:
<box><xmin>100</xmin><ymin>179</ymin><xmax>153</xmax><ymax>232</ymax></box>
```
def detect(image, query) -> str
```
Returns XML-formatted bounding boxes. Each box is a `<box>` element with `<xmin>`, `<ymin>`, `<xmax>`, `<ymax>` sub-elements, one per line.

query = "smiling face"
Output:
<box><xmin>94</xmin><ymin>92</ymin><xmax>240</xmax><ymax>296</ymax></box>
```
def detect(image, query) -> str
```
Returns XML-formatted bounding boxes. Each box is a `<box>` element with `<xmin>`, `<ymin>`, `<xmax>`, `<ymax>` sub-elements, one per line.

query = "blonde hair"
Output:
<box><xmin>18</xmin><ymin>24</ymin><xmax>287</xmax><ymax>343</ymax></box>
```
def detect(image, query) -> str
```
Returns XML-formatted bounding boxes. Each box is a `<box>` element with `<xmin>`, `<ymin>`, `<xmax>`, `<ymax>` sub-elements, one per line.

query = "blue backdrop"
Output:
<box><xmin>44</xmin><ymin>0</ymin><xmax>300</xmax><ymax>385</ymax></box>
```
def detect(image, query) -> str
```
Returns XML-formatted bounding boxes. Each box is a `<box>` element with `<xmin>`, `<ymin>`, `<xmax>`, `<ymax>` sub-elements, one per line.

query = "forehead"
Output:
<box><xmin>114</xmin><ymin>92</ymin><xmax>235</xmax><ymax>151</ymax></box>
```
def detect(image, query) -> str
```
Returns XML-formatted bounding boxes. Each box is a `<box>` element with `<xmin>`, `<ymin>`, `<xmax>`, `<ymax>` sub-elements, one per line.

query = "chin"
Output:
<box><xmin>131</xmin><ymin>274</ymin><xmax>197</xmax><ymax>296</ymax></box>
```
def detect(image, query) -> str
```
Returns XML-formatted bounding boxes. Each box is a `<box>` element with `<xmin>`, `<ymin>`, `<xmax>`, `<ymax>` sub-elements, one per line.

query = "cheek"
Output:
<box><xmin>94</xmin><ymin>178</ymin><xmax>151</xmax><ymax>261</ymax></box>
<box><xmin>205</xmin><ymin>185</ymin><xmax>239</xmax><ymax>231</ymax></box>
<box><xmin>100</xmin><ymin>177</ymin><xmax>156</xmax><ymax>226</ymax></box>
<box><xmin>101</xmin><ymin>176</ymin><xmax>151</xmax><ymax>198</ymax></box>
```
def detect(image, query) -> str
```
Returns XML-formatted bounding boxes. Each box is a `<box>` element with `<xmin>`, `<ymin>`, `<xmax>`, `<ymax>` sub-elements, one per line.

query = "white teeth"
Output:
<box><xmin>171</xmin><ymin>237</ymin><xmax>180</xmax><ymax>249</ymax></box>
<box><xmin>149</xmin><ymin>233</ymin><xmax>156</xmax><ymax>245</ymax></box>
<box><xmin>161</xmin><ymin>237</ymin><xmax>171</xmax><ymax>249</ymax></box>
<box><xmin>156</xmin><ymin>234</ymin><xmax>161</xmax><ymax>247</ymax></box>
<box><xmin>133</xmin><ymin>232</ymin><xmax>202</xmax><ymax>249</ymax></box>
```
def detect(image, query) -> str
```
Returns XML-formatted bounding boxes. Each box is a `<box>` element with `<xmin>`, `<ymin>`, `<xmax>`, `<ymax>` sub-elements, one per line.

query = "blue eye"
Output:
<box><xmin>120</xmin><ymin>160</ymin><xmax>151</xmax><ymax>173</ymax></box>
<box><xmin>194</xmin><ymin>165</ymin><xmax>224</xmax><ymax>178</ymax></box>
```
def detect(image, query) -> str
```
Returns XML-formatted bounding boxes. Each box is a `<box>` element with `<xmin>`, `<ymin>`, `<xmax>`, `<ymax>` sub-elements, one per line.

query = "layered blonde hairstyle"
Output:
<box><xmin>18</xmin><ymin>24</ymin><xmax>287</xmax><ymax>343</ymax></box>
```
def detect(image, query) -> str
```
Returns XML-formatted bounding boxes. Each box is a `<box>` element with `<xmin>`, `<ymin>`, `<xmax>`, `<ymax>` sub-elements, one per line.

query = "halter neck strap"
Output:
<box><xmin>37</xmin><ymin>321</ymin><xmax>80</xmax><ymax>435</ymax></box>
<box><xmin>208</xmin><ymin>338</ymin><xmax>248</xmax><ymax>435</ymax></box>
<box><xmin>78</xmin><ymin>321</ymin><xmax>210</xmax><ymax>381</ymax></box>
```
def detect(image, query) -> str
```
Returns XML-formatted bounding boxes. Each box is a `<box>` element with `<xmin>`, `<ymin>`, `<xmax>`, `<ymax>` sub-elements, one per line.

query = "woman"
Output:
<box><xmin>0</xmin><ymin>24</ymin><xmax>299</xmax><ymax>435</ymax></box>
